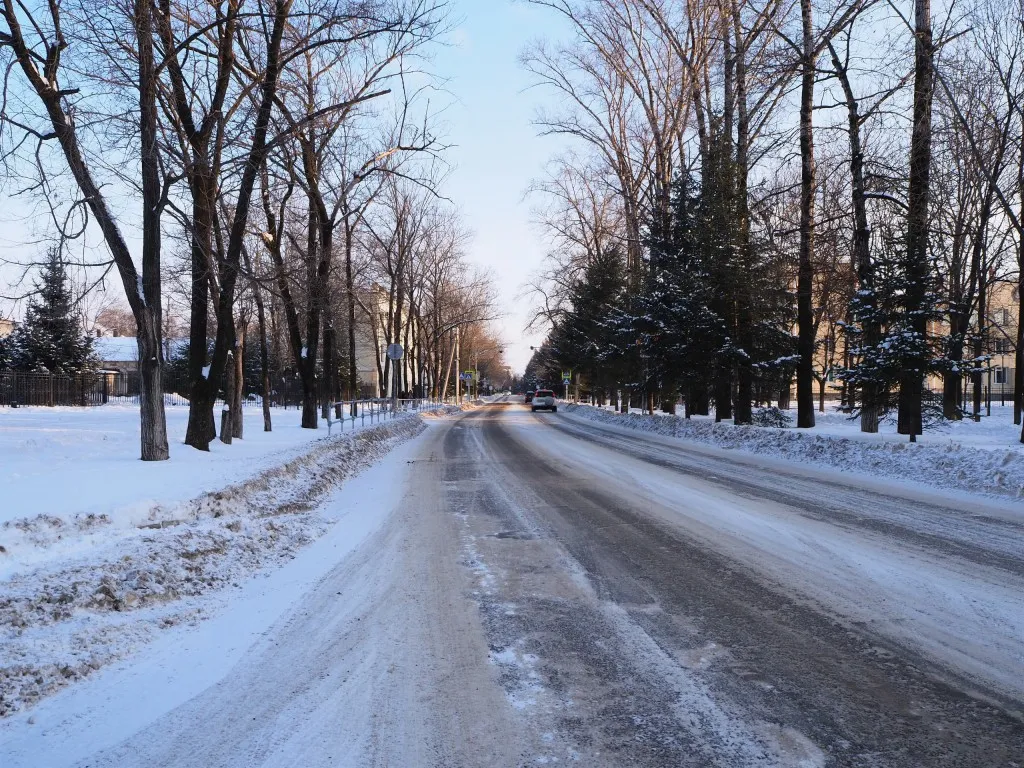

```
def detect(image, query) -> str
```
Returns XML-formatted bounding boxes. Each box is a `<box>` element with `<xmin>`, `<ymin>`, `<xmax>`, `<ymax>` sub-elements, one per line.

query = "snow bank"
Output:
<box><xmin>564</xmin><ymin>404</ymin><xmax>1024</xmax><ymax>499</ymax></box>
<box><xmin>0</xmin><ymin>415</ymin><xmax>426</xmax><ymax>717</ymax></box>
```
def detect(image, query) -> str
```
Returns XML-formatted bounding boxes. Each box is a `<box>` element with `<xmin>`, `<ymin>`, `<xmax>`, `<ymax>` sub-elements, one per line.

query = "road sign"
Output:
<box><xmin>464</xmin><ymin>370</ymin><xmax>477</xmax><ymax>380</ymax></box>
<box><xmin>563</xmin><ymin>378</ymin><xmax>571</xmax><ymax>385</ymax></box>
<box><xmin>561</xmin><ymin>371</ymin><xmax>571</xmax><ymax>380</ymax></box>
<box><xmin>386</xmin><ymin>343</ymin><xmax>404</xmax><ymax>361</ymax></box>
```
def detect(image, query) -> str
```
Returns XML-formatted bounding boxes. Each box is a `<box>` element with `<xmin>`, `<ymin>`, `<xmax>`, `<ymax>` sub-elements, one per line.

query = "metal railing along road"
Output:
<box><xmin>322</xmin><ymin>397</ymin><xmax>448</xmax><ymax>435</ymax></box>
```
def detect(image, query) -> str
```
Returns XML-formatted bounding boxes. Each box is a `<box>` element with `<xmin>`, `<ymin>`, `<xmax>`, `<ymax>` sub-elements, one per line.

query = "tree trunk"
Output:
<box><xmin>137</xmin><ymin>319</ymin><xmax>170</xmax><ymax>461</ymax></box>
<box><xmin>134</xmin><ymin>0</ymin><xmax>169</xmax><ymax>460</ymax></box>
<box><xmin>974</xmin><ymin>279</ymin><xmax>986</xmax><ymax>422</ymax></box>
<box><xmin>731</xmin><ymin>0</ymin><xmax>754</xmax><ymax>426</ymax></box>
<box><xmin>715</xmin><ymin>369</ymin><xmax>733</xmax><ymax>422</ymax></box>
<box><xmin>231</xmin><ymin>322</ymin><xmax>245</xmax><ymax>439</ymax></box>
<box><xmin>260</xmin><ymin>328</ymin><xmax>273</xmax><ymax>432</ymax></box>
<box><xmin>153</xmin><ymin>0</ymin><xmax>238</xmax><ymax>451</ymax></box>
<box><xmin>690</xmin><ymin>383</ymin><xmax>710</xmax><ymax>416</ymax></box>
<box><xmin>220</xmin><ymin>351</ymin><xmax>234</xmax><ymax>445</ymax></box>
<box><xmin>716</xmin><ymin>13</ymin><xmax>738</xmax><ymax>428</ymax></box>
<box><xmin>346</xmin><ymin>222</ymin><xmax>360</xmax><ymax>411</ymax></box>
<box><xmin>184</xmin><ymin>166</ymin><xmax>217</xmax><ymax>450</ymax></box>
<box><xmin>302</xmin><ymin>379</ymin><xmax>319</xmax><ymax>429</ymax></box>
<box><xmin>299</xmin><ymin>315</ymin><xmax>319</xmax><ymax>430</ymax></box>
<box><xmin>829</xmin><ymin>42</ymin><xmax>878</xmax><ymax>434</ymax></box>
<box><xmin>244</xmin><ymin>244</ymin><xmax>273</xmax><ymax>433</ymax></box>
<box><xmin>898</xmin><ymin>0</ymin><xmax>934</xmax><ymax>441</ymax></box>
<box><xmin>1016</xmin><ymin>270</ymin><xmax>1024</xmax><ymax>429</ymax></box>
<box><xmin>797</xmin><ymin>0</ymin><xmax>816</xmax><ymax>430</ymax></box>
<box><xmin>840</xmin><ymin>329</ymin><xmax>852</xmax><ymax>411</ymax></box>
<box><xmin>942</xmin><ymin>370</ymin><xmax>962</xmax><ymax>421</ymax></box>
<box><xmin>779</xmin><ymin>379</ymin><xmax>792</xmax><ymax>412</ymax></box>
<box><xmin>1017</xmin><ymin>143</ymin><xmax>1024</xmax><ymax>434</ymax></box>
<box><xmin>1017</xmin><ymin>145</ymin><xmax>1024</xmax><ymax>435</ymax></box>
<box><xmin>322</xmin><ymin>323</ymin><xmax>334</xmax><ymax>420</ymax></box>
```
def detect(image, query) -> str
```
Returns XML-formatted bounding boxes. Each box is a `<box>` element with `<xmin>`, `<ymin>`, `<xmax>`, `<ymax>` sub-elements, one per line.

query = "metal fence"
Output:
<box><xmin>321</xmin><ymin>397</ymin><xmax>447</xmax><ymax>435</ymax></box>
<box><xmin>1</xmin><ymin>371</ymin><xmax>110</xmax><ymax>407</ymax></box>
<box><xmin>0</xmin><ymin>370</ymin><xmax>230</xmax><ymax>408</ymax></box>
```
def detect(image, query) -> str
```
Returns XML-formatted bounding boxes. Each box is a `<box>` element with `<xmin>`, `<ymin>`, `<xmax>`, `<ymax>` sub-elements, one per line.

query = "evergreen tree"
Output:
<box><xmin>549</xmin><ymin>246</ymin><xmax>629</xmax><ymax>394</ymax></box>
<box><xmin>0</xmin><ymin>334</ymin><xmax>11</xmax><ymax>369</ymax></box>
<box><xmin>636</xmin><ymin>170</ymin><xmax>725</xmax><ymax>415</ymax></box>
<box><xmin>698</xmin><ymin>132</ymin><xmax>746</xmax><ymax>419</ymax></box>
<box><xmin>839</xmin><ymin>222</ymin><xmax>945</xmax><ymax>426</ymax></box>
<box><xmin>10</xmin><ymin>249</ymin><xmax>95</xmax><ymax>374</ymax></box>
<box><xmin>635</xmin><ymin>156</ymin><xmax>796</xmax><ymax>419</ymax></box>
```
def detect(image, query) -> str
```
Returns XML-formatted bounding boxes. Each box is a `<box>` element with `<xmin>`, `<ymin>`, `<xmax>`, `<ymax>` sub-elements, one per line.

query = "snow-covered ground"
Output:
<box><xmin>596</xmin><ymin>401</ymin><xmax>1024</xmax><ymax>448</ymax></box>
<box><xmin>0</xmin><ymin>404</ymin><xmax>434</xmax><ymax>718</ymax></box>
<box><xmin>0</xmin><ymin>404</ymin><xmax>396</xmax><ymax>528</ymax></box>
<box><xmin>802</xmin><ymin>403</ymin><xmax>1024</xmax><ymax>448</ymax></box>
<box><xmin>0</xmin><ymin>434</ymin><xmax>426</xmax><ymax>766</ymax></box>
<box><xmin>568</xmin><ymin>403</ymin><xmax>1024</xmax><ymax>498</ymax></box>
<box><xmin>1</xmin><ymin>401</ymin><xmax>1020</xmax><ymax>765</ymax></box>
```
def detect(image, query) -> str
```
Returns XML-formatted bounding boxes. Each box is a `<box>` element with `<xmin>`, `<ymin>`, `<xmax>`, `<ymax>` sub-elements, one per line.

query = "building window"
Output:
<box><xmin>993</xmin><ymin>337</ymin><xmax>1014</xmax><ymax>354</ymax></box>
<box><xmin>995</xmin><ymin>367</ymin><xmax>1010</xmax><ymax>384</ymax></box>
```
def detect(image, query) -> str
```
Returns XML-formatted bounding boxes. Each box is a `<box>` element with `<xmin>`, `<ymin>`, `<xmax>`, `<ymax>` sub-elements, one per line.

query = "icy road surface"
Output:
<box><xmin>5</xmin><ymin>401</ymin><xmax>1024</xmax><ymax>766</ymax></box>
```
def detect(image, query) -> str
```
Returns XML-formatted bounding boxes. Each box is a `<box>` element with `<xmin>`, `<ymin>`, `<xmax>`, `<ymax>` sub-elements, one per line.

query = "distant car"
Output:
<box><xmin>531</xmin><ymin>389</ymin><xmax>557</xmax><ymax>412</ymax></box>
<box><xmin>525</xmin><ymin>390</ymin><xmax>535</xmax><ymax>403</ymax></box>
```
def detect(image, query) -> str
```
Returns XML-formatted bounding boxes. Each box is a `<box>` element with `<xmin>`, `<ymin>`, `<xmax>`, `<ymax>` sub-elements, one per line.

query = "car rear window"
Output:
<box><xmin>536</xmin><ymin>391</ymin><xmax>553</xmax><ymax>397</ymax></box>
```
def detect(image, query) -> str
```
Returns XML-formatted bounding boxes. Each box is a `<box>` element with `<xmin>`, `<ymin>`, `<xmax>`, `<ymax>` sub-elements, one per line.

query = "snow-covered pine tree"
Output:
<box><xmin>548</xmin><ymin>246</ymin><xmax>629</xmax><ymax>402</ymax></box>
<box><xmin>636</xmin><ymin>170</ymin><xmax>725</xmax><ymax>416</ymax></box>
<box><xmin>698</xmin><ymin>132</ymin><xmax>747</xmax><ymax>421</ymax></box>
<box><xmin>10</xmin><ymin>248</ymin><xmax>95</xmax><ymax>374</ymax></box>
<box><xmin>839</xmin><ymin>221</ymin><xmax>945</xmax><ymax>429</ymax></box>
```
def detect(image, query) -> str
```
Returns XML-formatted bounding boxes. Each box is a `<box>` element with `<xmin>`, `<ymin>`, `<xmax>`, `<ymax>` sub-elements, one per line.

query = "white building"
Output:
<box><xmin>352</xmin><ymin>284</ymin><xmax>422</xmax><ymax>397</ymax></box>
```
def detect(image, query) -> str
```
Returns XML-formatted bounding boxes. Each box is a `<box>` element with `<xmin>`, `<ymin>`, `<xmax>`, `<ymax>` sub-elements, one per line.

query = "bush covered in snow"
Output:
<box><xmin>751</xmin><ymin>406</ymin><xmax>793</xmax><ymax>429</ymax></box>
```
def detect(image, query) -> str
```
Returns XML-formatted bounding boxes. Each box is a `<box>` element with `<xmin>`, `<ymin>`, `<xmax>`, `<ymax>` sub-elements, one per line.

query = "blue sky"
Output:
<box><xmin>431</xmin><ymin>0</ymin><xmax>570</xmax><ymax>371</ymax></box>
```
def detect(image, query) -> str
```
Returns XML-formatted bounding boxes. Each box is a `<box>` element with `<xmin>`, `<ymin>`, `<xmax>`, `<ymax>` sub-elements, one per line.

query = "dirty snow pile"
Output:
<box><xmin>564</xmin><ymin>404</ymin><xmax>1024</xmax><ymax>498</ymax></box>
<box><xmin>0</xmin><ymin>415</ymin><xmax>425</xmax><ymax>717</ymax></box>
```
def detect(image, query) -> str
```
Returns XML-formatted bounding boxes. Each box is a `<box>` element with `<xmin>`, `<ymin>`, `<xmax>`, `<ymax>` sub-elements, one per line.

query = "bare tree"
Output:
<box><xmin>256</xmin><ymin>0</ymin><xmax>444</xmax><ymax>427</ymax></box>
<box><xmin>1</xmin><ymin>0</ymin><xmax>170</xmax><ymax>460</ymax></box>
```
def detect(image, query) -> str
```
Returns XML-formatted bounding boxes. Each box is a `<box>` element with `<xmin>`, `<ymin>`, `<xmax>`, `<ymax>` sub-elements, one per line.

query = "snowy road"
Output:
<box><xmin>6</xmin><ymin>401</ymin><xmax>1024</xmax><ymax>767</ymax></box>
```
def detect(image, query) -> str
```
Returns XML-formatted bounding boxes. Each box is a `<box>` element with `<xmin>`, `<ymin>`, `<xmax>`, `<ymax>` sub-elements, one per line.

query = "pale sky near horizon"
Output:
<box><xmin>0</xmin><ymin>1</ymin><xmax>568</xmax><ymax>373</ymax></box>
<box><xmin>432</xmin><ymin>0</ymin><xmax>570</xmax><ymax>372</ymax></box>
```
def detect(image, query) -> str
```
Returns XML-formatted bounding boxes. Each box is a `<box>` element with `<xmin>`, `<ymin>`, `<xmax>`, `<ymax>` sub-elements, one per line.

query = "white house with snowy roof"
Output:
<box><xmin>93</xmin><ymin>336</ymin><xmax>186</xmax><ymax>375</ymax></box>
